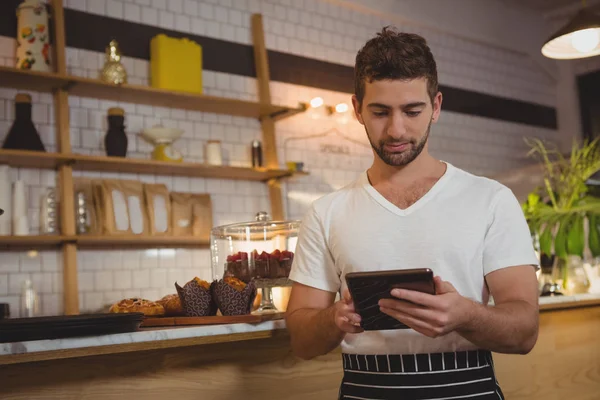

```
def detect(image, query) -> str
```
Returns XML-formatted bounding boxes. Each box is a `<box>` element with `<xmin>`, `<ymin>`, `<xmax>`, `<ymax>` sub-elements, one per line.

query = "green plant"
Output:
<box><xmin>521</xmin><ymin>137</ymin><xmax>600</xmax><ymax>259</ymax></box>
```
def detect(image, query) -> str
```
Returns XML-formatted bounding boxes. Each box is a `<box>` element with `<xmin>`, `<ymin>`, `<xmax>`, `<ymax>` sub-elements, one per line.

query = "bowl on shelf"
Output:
<box><xmin>140</xmin><ymin>125</ymin><xmax>184</xmax><ymax>144</ymax></box>
<box><xmin>140</xmin><ymin>125</ymin><xmax>184</xmax><ymax>162</ymax></box>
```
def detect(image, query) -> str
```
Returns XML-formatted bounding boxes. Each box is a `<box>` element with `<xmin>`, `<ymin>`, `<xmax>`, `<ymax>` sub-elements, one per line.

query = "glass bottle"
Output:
<box><xmin>251</xmin><ymin>140</ymin><xmax>263</xmax><ymax>167</ymax></box>
<box><xmin>2</xmin><ymin>93</ymin><xmax>46</xmax><ymax>152</ymax></box>
<box><xmin>21</xmin><ymin>279</ymin><xmax>39</xmax><ymax>318</ymax></box>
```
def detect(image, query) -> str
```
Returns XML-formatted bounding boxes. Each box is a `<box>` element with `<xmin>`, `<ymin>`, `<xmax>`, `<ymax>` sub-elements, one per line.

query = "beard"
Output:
<box><xmin>366</xmin><ymin>120</ymin><xmax>431</xmax><ymax>167</ymax></box>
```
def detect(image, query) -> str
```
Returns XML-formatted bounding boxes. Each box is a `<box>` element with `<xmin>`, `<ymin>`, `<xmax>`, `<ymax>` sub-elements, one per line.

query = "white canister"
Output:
<box><xmin>12</xmin><ymin>180</ymin><xmax>29</xmax><ymax>235</ymax></box>
<box><xmin>15</xmin><ymin>0</ymin><xmax>52</xmax><ymax>72</ymax></box>
<box><xmin>0</xmin><ymin>165</ymin><xmax>11</xmax><ymax>235</ymax></box>
<box><xmin>205</xmin><ymin>140</ymin><xmax>223</xmax><ymax>166</ymax></box>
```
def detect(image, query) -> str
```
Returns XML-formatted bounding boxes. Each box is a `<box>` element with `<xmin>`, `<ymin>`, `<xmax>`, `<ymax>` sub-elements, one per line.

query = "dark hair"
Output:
<box><xmin>354</xmin><ymin>27</ymin><xmax>438</xmax><ymax>106</ymax></box>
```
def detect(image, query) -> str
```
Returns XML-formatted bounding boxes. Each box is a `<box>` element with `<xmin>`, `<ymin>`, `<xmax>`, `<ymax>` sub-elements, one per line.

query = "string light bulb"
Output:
<box><xmin>309</xmin><ymin>97</ymin><xmax>324</xmax><ymax>108</ymax></box>
<box><xmin>335</xmin><ymin>103</ymin><xmax>349</xmax><ymax>113</ymax></box>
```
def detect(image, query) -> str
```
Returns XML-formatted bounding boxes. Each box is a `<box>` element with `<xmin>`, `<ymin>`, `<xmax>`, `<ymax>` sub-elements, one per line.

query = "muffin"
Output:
<box><xmin>213</xmin><ymin>276</ymin><xmax>257</xmax><ymax>316</ymax></box>
<box><xmin>175</xmin><ymin>277</ymin><xmax>217</xmax><ymax>317</ymax></box>
<box><xmin>156</xmin><ymin>294</ymin><xmax>184</xmax><ymax>316</ymax></box>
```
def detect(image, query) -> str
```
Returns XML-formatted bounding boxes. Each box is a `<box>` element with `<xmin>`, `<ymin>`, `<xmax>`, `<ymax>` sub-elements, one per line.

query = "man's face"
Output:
<box><xmin>352</xmin><ymin>78</ymin><xmax>442</xmax><ymax>167</ymax></box>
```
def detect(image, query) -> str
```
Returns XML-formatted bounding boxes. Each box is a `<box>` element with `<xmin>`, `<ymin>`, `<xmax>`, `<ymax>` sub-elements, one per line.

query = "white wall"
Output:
<box><xmin>344</xmin><ymin>0</ymin><xmax>551</xmax><ymax>51</ymax></box>
<box><xmin>0</xmin><ymin>0</ymin><xmax>562</xmax><ymax>316</ymax></box>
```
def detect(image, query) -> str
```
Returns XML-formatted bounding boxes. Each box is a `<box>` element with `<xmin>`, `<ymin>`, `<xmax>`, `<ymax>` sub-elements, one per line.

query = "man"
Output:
<box><xmin>285</xmin><ymin>27</ymin><xmax>540</xmax><ymax>400</ymax></box>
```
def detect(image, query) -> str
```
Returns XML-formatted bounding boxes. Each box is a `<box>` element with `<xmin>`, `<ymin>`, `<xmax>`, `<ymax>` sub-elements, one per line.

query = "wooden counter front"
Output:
<box><xmin>494</xmin><ymin>305</ymin><xmax>600</xmax><ymax>400</ymax></box>
<box><xmin>0</xmin><ymin>304</ymin><xmax>598</xmax><ymax>400</ymax></box>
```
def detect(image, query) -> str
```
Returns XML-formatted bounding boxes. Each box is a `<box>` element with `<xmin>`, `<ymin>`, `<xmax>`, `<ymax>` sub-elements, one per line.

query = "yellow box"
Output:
<box><xmin>150</xmin><ymin>34</ymin><xmax>202</xmax><ymax>94</ymax></box>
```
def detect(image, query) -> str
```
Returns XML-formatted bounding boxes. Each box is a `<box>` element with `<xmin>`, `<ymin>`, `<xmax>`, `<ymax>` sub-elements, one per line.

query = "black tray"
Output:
<box><xmin>0</xmin><ymin>313</ymin><xmax>145</xmax><ymax>343</ymax></box>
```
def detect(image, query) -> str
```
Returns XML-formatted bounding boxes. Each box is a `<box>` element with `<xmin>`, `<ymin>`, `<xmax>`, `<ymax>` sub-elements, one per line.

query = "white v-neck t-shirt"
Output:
<box><xmin>288</xmin><ymin>162</ymin><xmax>539</xmax><ymax>355</ymax></box>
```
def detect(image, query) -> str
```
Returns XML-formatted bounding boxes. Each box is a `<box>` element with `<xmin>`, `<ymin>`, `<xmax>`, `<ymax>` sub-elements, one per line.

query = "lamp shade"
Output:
<box><xmin>541</xmin><ymin>9</ymin><xmax>600</xmax><ymax>59</ymax></box>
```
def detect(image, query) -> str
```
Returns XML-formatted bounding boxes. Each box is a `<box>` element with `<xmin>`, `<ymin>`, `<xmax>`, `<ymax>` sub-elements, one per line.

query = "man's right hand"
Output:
<box><xmin>287</xmin><ymin>283</ymin><xmax>362</xmax><ymax>359</ymax></box>
<box><xmin>333</xmin><ymin>289</ymin><xmax>364</xmax><ymax>334</ymax></box>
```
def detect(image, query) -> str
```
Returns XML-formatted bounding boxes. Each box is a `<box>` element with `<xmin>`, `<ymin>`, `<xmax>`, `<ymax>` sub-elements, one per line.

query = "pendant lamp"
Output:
<box><xmin>541</xmin><ymin>1</ymin><xmax>600</xmax><ymax>60</ymax></box>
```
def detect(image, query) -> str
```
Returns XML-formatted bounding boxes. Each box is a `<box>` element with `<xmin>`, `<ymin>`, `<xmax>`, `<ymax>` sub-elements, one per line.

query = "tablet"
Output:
<box><xmin>344</xmin><ymin>268</ymin><xmax>435</xmax><ymax>331</ymax></box>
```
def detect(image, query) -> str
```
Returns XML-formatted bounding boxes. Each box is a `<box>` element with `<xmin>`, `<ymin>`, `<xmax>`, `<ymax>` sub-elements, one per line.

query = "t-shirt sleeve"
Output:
<box><xmin>288</xmin><ymin>205</ymin><xmax>341</xmax><ymax>293</ymax></box>
<box><xmin>483</xmin><ymin>186</ymin><xmax>540</xmax><ymax>275</ymax></box>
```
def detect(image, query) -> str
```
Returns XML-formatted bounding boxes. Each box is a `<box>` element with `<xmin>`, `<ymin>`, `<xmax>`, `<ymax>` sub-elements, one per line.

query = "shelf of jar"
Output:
<box><xmin>0</xmin><ymin>149</ymin><xmax>68</xmax><ymax>170</ymax></box>
<box><xmin>69</xmin><ymin>154</ymin><xmax>298</xmax><ymax>181</ymax></box>
<box><xmin>0</xmin><ymin>66</ymin><xmax>305</xmax><ymax>121</ymax></box>
<box><xmin>0</xmin><ymin>150</ymin><xmax>305</xmax><ymax>181</ymax></box>
<box><xmin>0</xmin><ymin>235</ymin><xmax>69</xmax><ymax>250</ymax></box>
<box><xmin>74</xmin><ymin>235</ymin><xmax>210</xmax><ymax>249</ymax></box>
<box><xmin>0</xmin><ymin>234</ymin><xmax>210</xmax><ymax>250</ymax></box>
<box><xmin>0</xmin><ymin>67</ymin><xmax>69</xmax><ymax>93</ymax></box>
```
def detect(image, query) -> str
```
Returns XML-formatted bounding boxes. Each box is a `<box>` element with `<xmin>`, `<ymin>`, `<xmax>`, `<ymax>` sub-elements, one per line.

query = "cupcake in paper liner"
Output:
<box><xmin>175</xmin><ymin>277</ymin><xmax>217</xmax><ymax>317</ymax></box>
<box><xmin>213</xmin><ymin>277</ymin><xmax>257</xmax><ymax>316</ymax></box>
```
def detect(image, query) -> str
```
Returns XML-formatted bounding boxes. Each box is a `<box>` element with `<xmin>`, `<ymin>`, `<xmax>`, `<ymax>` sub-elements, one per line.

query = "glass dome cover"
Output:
<box><xmin>210</xmin><ymin>212</ymin><xmax>301</xmax><ymax>283</ymax></box>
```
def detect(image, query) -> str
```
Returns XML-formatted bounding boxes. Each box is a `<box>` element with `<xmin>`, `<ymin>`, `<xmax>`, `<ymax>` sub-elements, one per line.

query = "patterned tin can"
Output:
<box><xmin>16</xmin><ymin>0</ymin><xmax>52</xmax><ymax>72</ymax></box>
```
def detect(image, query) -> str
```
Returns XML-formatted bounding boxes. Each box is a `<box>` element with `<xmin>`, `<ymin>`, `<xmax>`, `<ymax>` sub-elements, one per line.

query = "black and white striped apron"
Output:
<box><xmin>339</xmin><ymin>349</ymin><xmax>505</xmax><ymax>400</ymax></box>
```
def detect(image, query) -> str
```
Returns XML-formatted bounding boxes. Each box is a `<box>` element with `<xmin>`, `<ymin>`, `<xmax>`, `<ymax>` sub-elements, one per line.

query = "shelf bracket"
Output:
<box><xmin>60</xmin><ymin>80</ymin><xmax>77</xmax><ymax>92</ymax></box>
<box><xmin>61</xmin><ymin>157</ymin><xmax>76</xmax><ymax>168</ymax></box>
<box><xmin>63</xmin><ymin>236</ymin><xmax>77</xmax><ymax>244</ymax></box>
<box><xmin>265</xmin><ymin>103</ymin><xmax>307</xmax><ymax>122</ymax></box>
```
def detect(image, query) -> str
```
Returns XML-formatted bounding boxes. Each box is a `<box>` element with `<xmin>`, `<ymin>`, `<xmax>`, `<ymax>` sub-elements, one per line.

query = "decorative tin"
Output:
<box><xmin>15</xmin><ymin>0</ymin><xmax>51</xmax><ymax>72</ymax></box>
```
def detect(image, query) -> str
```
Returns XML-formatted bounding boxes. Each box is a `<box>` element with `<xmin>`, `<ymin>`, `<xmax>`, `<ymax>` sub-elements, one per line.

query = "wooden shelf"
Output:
<box><xmin>0</xmin><ymin>235</ymin><xmax>209</xmax><ymax>250</ymax></box>
<box><xmin>0</xmin><ymin>8</ymin><xmax>303</xmax><ymax>315</ymax></box>
<box><xmin>0</xmin><ymin>150</ymin><xmax>301</xmax><ymax>181</ymax></box>
<box><xmin>0</xmin><ymin>149</ymin><xmax>69</xmax><ymax>169</ymax></box>
<box><xmin>0</xmin><ymin>67</ymin><xmax>69</xmax><ymax>93</ymax></box>
<box><xmin>70</xmin><ymin>154</ymin><xmax>296</xmax><ymax>181</ymax></box>
<box><xmin>0</xmin><ymin>66</ymin><xmax>305</xmax><ymax>121</ymax></box>
<box><xmin>0</xmin><ymin>235</ymin><xmax>70</xmax><ymax>250</ymax></box>
<box><xmin>75</xmin><ymin>235</ymin><xmax>209</xmax><ymax>249</ymax></box>
<box><xmin>67</xmin><ymin>75</ymin><xmax>305</xmax><ymax>121</ymax></box>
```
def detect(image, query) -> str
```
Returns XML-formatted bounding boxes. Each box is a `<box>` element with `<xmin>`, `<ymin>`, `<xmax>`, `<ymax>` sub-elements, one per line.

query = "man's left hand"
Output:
<box><xmin>378</xmin><ymin>276</ymin><xmax>475</xmax><ymax>338</ymax></box>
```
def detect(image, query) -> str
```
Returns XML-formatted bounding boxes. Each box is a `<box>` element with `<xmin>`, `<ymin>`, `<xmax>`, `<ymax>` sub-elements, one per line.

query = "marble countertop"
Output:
<box><xmin>1</xmin><ymin>292</ymin><xmax>599</xmax><ymax>365</ymax></box>
<box><xmin>538</xmin><ymin>292</ymin><xmax>600</xmax><ymax>309</ymax></box>
<box><xmin>539</xmin><ymin>291</ymin><xmax>600</xmax><ymax>304</ymax></box>
<box><xmin>0</xmin><ymin>319</ymin><xmax>287</xmax><ymax>364</ymax></box>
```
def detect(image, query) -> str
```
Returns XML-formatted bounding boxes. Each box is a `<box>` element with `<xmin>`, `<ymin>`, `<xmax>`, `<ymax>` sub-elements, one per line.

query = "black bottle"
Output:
<box><xmin>104</xmin><ymin>107</ymin><xmax>128</xmax><ymax>157</ymax></box>
<box><xmin>2</xmin><ymin>93</ymin><xmax>46</xmax><ymax>152</ymax></box>
<box><xmin>252</xmin><ymin>140</ymin><xmax>263</xmax><ymax>167</ymax></box>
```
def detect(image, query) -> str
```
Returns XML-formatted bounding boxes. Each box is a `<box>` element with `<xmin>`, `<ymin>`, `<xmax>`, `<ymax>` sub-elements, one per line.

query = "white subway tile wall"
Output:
<box><xmin>0</xmin><ymin>0</ymin><xmax>559</xmax><ymax>315</ymax></box>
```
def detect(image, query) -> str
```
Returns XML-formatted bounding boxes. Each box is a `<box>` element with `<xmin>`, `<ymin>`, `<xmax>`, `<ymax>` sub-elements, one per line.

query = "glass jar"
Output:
<box><xmin>210</xmin><ymin>212</ymin><xmax>301</xmax><ymax>313</ymax></box>
<box><xmin>564</xmin><ymin>255</ymin><xmax>591</xmax><ymax>295</ymax></box>
<box><xmin>585</xmin><ymin>257</ymin><xmax>600</xmax><ymax>293</ymax></box>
